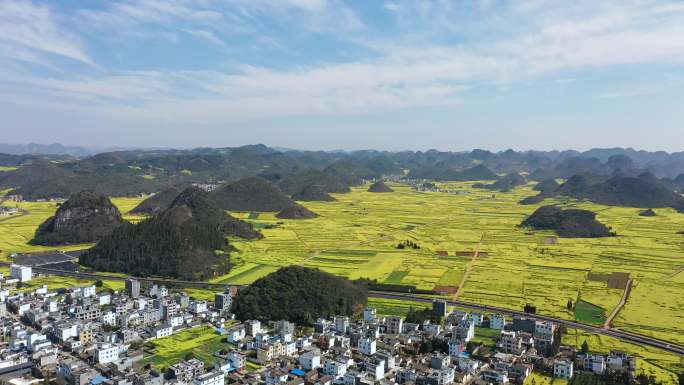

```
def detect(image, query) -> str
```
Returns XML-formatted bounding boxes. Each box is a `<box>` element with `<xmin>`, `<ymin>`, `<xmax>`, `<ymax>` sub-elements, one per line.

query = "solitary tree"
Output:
<box><xmin>581</xmin><ymin>340</ymin><xmax>589</xmax><ymax>354</ymax></box>
<box><xmin>567</xmin><ymin>299</ymin><xmax>573</xmax><ymax>310</ymax></box>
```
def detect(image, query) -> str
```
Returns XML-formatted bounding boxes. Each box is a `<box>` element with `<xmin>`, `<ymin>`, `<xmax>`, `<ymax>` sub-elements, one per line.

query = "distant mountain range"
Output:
<box><xmin>0</xmin><ymin>142</ymin><xmax>145</xmax><ymax>157</ymax></box>
<box><xmin>1</xmin><ymin>144</ymin><xmax>683</xmax><ymax>208</ymax></box>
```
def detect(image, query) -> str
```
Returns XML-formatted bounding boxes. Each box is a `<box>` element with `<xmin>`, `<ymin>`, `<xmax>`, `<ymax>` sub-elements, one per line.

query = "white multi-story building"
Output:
<box><xmin>55</xmin><ymin>324</ymin><xmax>79</xmax><ymax>342</ymax></box>
<box><xmin>453</xmin><ymin>319</ymin><xmax>475</xmax><ymax>342</ymax></box>
<box><xmin>324</xmin><ymin>360</ymin><xmax>348</xmax><ymax>378</ymax></box>
<box><xmin>11</xmin><ymin>264</ymin><xmax>32</xmax><ymax>282</ymax></box>
<box><xmin>490</xmin><ymin>314</ymin><xmax>506</xmax><ymax>330</ymax></box>
<box><xmin>498</xmin><ymin>331</ymin><xmax>525</xmax><ymax>355</ymax></box>
<box><xmin>296</xmin><ymin>336</ymin><xmax>312</xmax><ymax>350</ymax></box>
<box><xmin>44</xmin><ymin>301</ymin><xmax>59</xmax><ymax>313</ymax></box>
<box><xmin>154</xmin><ymin>324</ymin><xmax>173</xmax><ymax>339</ymax></box>
<box><xmin>227</xmin><ymin>326</ymin><xmax>246</xmax><ymax>343</ymax></box>
<box><xmin>245</xmin><ymin>320</ymin><xmax>261</xmax><ymax>337</ymax></box>
<box><xmin>554</xmin><ymin>360</ymin><xmax>573</xmax><ymax>379</ymax></box>
<box><xmin>366</xmin><ymin>360</ymin><xmax>385</xmax><ymax>381</ymax></box>
<box><xmin>335</xmin><ymin>316</ymin><xmax>350</xmax><ymax>334</ymax></box>
<box><xmin>101</xmin><ymin>311</ymin><xmax>117</xmax><ymax>326</ymax></box>
<box><xmin>191</xmin><ymin>301</ymin><xmax>208</xmax><ymax>314</ymax></box>
<box><xmin>81</xmin><ymin>285</ymin><xmax>97</xmax><ymax>298</ymax></box>
<box><xmin>300</xmin><ymin>350</ymin><xmax>321</xmax><ymax>370</ymax></box>
<box><xmin>193</xmin><ymin>371</ymin><xmax>224</xmax><ymax>385</ymax></box>
<box><xmin>577</xmin><ymin>353</ymin><xmax>606</xmax><ymax>374</ymax></box>
<box><xmin>448</xmin><ymin>341</ymin><xmax>465</xmax><ymax>357</ymax></box>
<box><xmin>363</xmin><ymin>307</ymin><xmax>377</xmax><ymax>322</ymax></box>
<box><xmin>227</xmin><ymin>351</ymin><xmax>246</xmax><ymax>371</ymax></box>
<box><xmin>386</xmin><ymin>316</ymin><xmax>403</xmax><ymax>335</ymax></box>
<box><xmin>284</xmin><ymin>341</ymin><xmax>297</xmax><ymax>356</ymax></box>
<box><xmin>98</xmin><ymin>294</ymin><xmax>111</xmax><ymax>306</ymax></box>
<box><xmin>170</xmin><ymin>315</ymin><xmax>185</xmax><ymax>327</ymax></box>
<box><xmin>358</xmin><ymin>338</ymin><xmax>377</xmax><ymax>355</ymax></box>
<box><xmin>423</xmin><ymin>323</ymin><xmax>441</xmax><ymax>335</ymax></box>
<box><xmin>95</xmin><ymin>344</ymin><xmax>119</xmax><ymax>364</ymax></box>
<box><xmin>471</xmin><ymin>312</ymin><xmax>484</xmax><ymax>326</ymax></box>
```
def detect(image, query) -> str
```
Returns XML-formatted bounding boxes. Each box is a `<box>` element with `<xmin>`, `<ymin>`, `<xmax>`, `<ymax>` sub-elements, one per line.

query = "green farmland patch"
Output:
<box><xmin>574</xmin><ymin>300</ymin><xmax>606</xmax><ymax>325</ymax></box>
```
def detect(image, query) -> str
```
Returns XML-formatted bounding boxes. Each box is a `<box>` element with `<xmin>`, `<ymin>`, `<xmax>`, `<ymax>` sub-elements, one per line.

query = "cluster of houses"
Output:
<box><xmin>0</xmin><ymin>206</ymin><xmax>21</xmax><ymax>217</ymax></box>
<box><xmin>0</xmin><ymin>266</ymin><xmax>637</xmax><ymax>385</ymax></box>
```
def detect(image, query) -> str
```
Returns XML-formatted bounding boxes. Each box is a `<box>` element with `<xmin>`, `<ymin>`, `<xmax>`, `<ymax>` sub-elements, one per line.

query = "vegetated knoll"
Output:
<box><xmin>211</xmin><ymin>177</ymin><xmax>294</xmax><ymax>212</ymax></box>
<box><xmin>0</xmin><ymin>161</ymin><xmax>74</xmax><ymax>190</ymax></box>
<box><xmin>31</xmin><ymin>190</ymin><xmax>124</xmax><ymax>245</ymax></box>
<box><xmin>232</xmin><ymin>266</ymin><xmax>367</xmax><ymax>325</ymax></box>
<box><xmin>80</xmin><ymin>187</ymin><xmax>261</xmax><ymax>280</ymax></box>
<box><xmin>473</xmin><ymin>173</ymin><xmax>527</xmax><ymax>191</ymax></box>
<box><xmin>520</xmin><ymin>205</ymin><xmax>615</xmax><ymax>238</ymax></box>
<box><xmin>533</xmin><ymin>179</ymin><xmax>560</xmax><ymax>192</ymax></box>
<box><xmin>276</xmin><ymin>204</ymin><xmax>318</xmax><ymax>219</ymax></box>
<box><xmin>292</xmin><ymin>185</ymin><xmax>335</xmax><ymax>202</ymax></box>
<box><xmin>368</xmin><ymin>180</ymin><xmax>394</xmax><ymax>192</ymax></box>
<box><xmin>410</xmin><ymin>164</ymin><xmax>498</xmax><ymax>181</ymax></box>
<box><xmin>278</xmin><ymin>169</ymin><xmax>349</xmax><ymax>201</ymax></box>
<box><xmin>673</xmin><ymin>174</ymin><xmax>684</xmax><ymax>191</ymax></box>
<box><xmin>638</xmin><ymin>209</ymin><xmax>657</xmax><ymax>217</ymax></box>
<box><xmin>130</xmin><ymin>184</ymin><xmax>190</xmax><ymax>215</ymax></box>
<box><xmin>521</xmin><ymin>173</ymin><xmax>684</xmax><ymax>212</ymax></box>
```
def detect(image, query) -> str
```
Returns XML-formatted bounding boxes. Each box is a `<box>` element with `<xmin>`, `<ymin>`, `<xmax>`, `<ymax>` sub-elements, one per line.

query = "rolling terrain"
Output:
<box><xmin>1</xmin><ymin>179</ymin><xmax>683</xmax><ymax>382</ymax></box>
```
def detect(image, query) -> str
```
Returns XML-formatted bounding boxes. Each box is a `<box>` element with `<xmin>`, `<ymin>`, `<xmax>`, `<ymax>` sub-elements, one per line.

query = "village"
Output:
<box><xmin>0</xmin><ymin>264</ymin><xmax>638</xmax><ymax>385</ymax></box>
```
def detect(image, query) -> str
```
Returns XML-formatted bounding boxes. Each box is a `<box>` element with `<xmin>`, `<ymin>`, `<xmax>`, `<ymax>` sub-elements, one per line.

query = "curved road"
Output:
<box><xmin>7</xmin><ymin>263</ymin><xmax>683</xmax><ymax>355</ymax></box>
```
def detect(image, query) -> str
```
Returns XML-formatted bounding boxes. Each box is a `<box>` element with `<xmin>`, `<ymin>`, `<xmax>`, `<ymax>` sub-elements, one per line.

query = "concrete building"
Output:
<box><xmin>125</xmin><ymin>279</ymin><xmax>140</xmax><ymax>298</ymax></box>
<box><xmin>554</xmin><ymin>359</ymin><xmax>574</xmax><ymax>379</ymax></box>
<box><xmin>335</xmin><ymin>316</ymin><xmax>350</xmax><ymax>334</ymax></box>
<box><xmin>491</xmin><ymin>313</ymin><xmax>506</xmax><ymax>330</ymax></box>
<box><xmin>358</xmin><ymin>338</ymin><xmax>377</xmax><ymax>355</ymax></box>
<box><xmin>245</xmin><ymin>320</ymin><xmax>261</xmax><ymax>337</ymax></box>
<box><xmin>170</xmin><ymin>359</ymin><xmax>205</xmax><ymax>383</ymax></box>
<box><xmin>193</xmin><ymin>370</ymin><xmax>224</xmax><ymax>385</ymax></box>
<box><xmin>215</xmin><ymin>293</ymin><xmax>231</xmax><ymax>311</ymax></box>
<box><xmin>363</xmin><ymin>307</ymin><xmax>377</xmax><ymax>322</ymax></box>
<box><xmin>324</xmin><ymin>360</ymin><xmax>348</xmax><ymax>378</ymax></box>
<box><xmin>227</xmin><ymin>351</ymin><xmax>246</xmax><ymax>371</ymax></box>
<box><xmin>300</xmin><ymin>350</ymin><xmax>321</xmax><ymax>370</ymax></box>
<box><xmin>11</xmin><ymin>264</ymin><xmax>32</xmax><ymax>282</ymax></box>
<box><xmin>576</xmin><ymin>353</ymin><xmax>606</xmax><ymax>374</ymax></box>
<box><xmin>386</xmin><ymin>316</ymin><xmax>403</xmax><ymax>335</ymax></box>
<box><xmin>432</xmin><ymin>300</ymin><xmax>447</xmax><ymax>320</ymax></box>
<box><xmin>94</xmin><ymin>344</ymin><xmax>119</xmax><ymax>364</ymax></box>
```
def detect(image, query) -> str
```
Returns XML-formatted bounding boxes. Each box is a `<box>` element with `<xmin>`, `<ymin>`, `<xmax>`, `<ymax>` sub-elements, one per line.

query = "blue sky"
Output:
<box><xmin>1</xmin><ymin>0</ymin><xmax>683</xmax><ymax>151</ymax></box>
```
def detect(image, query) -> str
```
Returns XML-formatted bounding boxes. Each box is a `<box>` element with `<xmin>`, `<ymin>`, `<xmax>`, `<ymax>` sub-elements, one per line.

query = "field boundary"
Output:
<box><xmin>603</xmin><ymin>278</ymin><xmax>633</xmax><ymax>329</ymax></box>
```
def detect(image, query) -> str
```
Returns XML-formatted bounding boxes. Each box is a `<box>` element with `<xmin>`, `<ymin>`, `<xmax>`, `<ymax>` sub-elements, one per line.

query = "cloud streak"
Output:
<box><xmin>0</xmin><ymin>0</ymin><xmax>93</xmax><ymax>65</ymax></box>
<box><xmin>1</xmin><ymin>0</ymin><xmax>684</xmax><ymax>129</ymax></box>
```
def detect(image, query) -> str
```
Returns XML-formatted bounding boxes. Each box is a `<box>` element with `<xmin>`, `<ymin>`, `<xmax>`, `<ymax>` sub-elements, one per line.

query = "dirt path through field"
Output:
<box><xmin>453</xmin><ymin>231</ymin><xmax>486</xmax><ymax>300</ymax></box>
<box><xmin>603</xmin><ymin>278</ymin><xmax>633</xmax><ymax>329</ymax></box>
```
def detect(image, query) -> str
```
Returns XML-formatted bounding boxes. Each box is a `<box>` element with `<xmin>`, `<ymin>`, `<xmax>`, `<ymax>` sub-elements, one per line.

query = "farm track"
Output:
<box><xmin>665</xmin><ymin>265</ymin><xmax>684</xmax><ymax>279</ymax></box>
<box><xmin>453</xmin><ymin>231</ymin><xmax>486</xmax><ymax>300</ymax></box>
<box><xmin>603</xmin><ymin>278</ymin><xmax>633</xmax><ymax>329</ymax></box>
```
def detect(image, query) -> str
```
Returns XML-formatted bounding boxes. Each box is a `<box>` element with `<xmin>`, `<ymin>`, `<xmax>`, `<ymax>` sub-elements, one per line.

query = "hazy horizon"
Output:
<box><xmin>3</xmin><ymin>141</ymin><xmax>684</xmax><ymax>156</ymax></box>
<box><xmin>1</xmin><ymin>1</ymin><xmax>683</xmax><ymax>151</ymax></box>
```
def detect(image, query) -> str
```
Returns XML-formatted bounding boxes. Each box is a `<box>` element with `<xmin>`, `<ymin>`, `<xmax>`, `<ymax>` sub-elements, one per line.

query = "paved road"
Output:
<box><xmin>369</xmin><ymin>291</ymin><xmax>684</xmax><ymax>356</ymax></box>
<box><xmin>5</xmin><ymin>262</ymin><xmax>682</xmax><ymax>355</ymax></box>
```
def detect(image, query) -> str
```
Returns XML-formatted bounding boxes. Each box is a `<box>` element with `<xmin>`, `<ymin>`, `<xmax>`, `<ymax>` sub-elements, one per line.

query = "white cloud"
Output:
<box><xmin>183</xmin><ymin>29</ymin><xmax>226</xmax><ymax>47</ymax></box>
<box><xmin>2</xmin><ymin>0</ymin><xmax>684</xmax><ymax>127</ymax></box>
<box><xmin>0</xmin><ymin>1</ymin><xmax>93</xmax><ymax>65</ymax></box>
